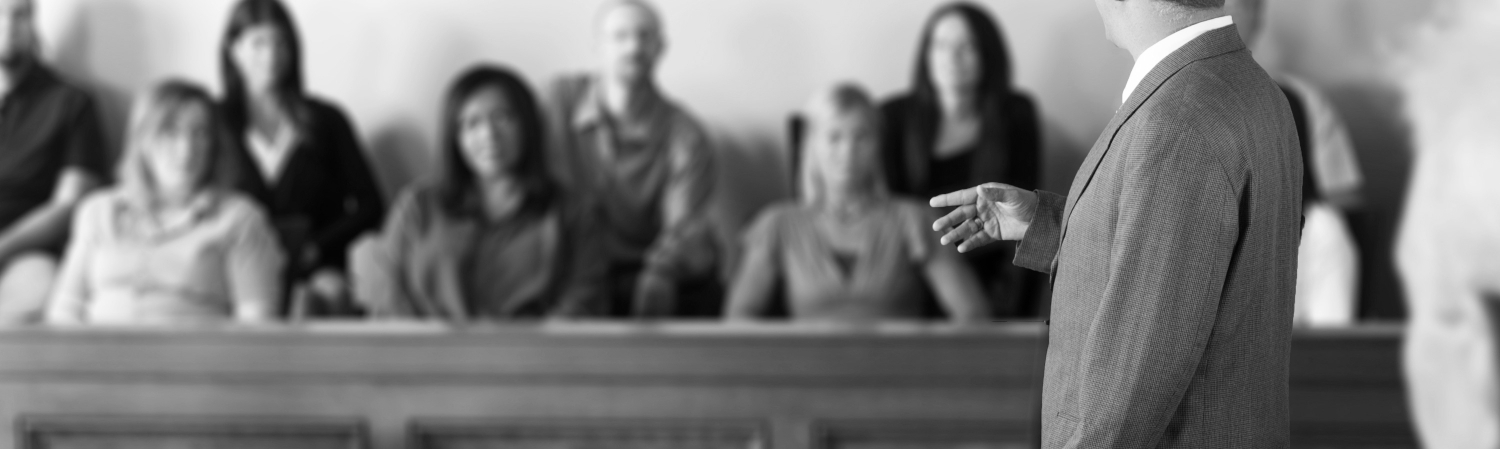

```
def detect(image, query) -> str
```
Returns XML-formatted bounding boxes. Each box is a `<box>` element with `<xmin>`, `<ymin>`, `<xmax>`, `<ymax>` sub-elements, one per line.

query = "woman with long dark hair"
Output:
<box><xmin>881</xmin><ymin>2</ymin><xmax>1043</xmax><ymax>317</ymax></box>
<box><xmin>348</xmin><ymin>64</ymin><xmax>605</xmax><ymax>319</ymax></box>
<box><xmin>218</xmin><ymin>0</ymin><xmax>383</xmax><ymax>314</ymax></box>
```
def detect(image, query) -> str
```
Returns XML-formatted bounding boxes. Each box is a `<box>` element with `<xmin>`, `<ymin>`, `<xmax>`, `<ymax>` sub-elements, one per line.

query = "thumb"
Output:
<box><xmin>978</xmin><ymin>183</ymin><xmax>1022</xmax><ymax>205</ymax></box>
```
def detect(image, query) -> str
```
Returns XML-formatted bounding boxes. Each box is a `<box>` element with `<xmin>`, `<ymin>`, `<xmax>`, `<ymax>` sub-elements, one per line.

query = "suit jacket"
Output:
<box><xmin>1013</xmin><ymin>26</ymin><xmax>1302</xmax><ymax>448</ymax></box>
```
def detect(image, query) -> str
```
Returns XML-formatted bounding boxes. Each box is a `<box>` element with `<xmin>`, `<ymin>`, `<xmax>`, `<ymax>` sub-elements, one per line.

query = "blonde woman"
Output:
<box><xmin>725</xmin><ymin>83</ymin><xmax>988</xmax><ymax>322</ymax></box>
<box><xmin>45</xmin><ymin>80</ymin><xmax>284</xmax><ymax>325</ymax></box>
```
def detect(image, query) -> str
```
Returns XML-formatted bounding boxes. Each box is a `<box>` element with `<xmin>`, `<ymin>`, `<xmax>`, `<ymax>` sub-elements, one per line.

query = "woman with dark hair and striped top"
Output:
<box><xmin>881</xmin><ymin>2</ymin><xmax>1043</xmax><ymax>318</ymax></box>
<box><xmin>347</xmin><ymin>65</ymin><xmax>606</xmax><ymax>320</ymax></box>
<box><xmin>217</xmin><ymin>0</ymin><xmax>384</xmax><ymax>315</ymax></box>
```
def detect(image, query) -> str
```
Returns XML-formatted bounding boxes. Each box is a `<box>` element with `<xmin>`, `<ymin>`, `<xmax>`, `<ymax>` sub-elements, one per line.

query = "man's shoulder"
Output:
<box><xmin>19</xmin><ymin>64</ymin><xmax>95</xmax><ymax>110</ymax></box>
<box><xmin>1156</xmin><ymin>52</ymin><xmax>1280</xmax><ymax>111</ymax></box>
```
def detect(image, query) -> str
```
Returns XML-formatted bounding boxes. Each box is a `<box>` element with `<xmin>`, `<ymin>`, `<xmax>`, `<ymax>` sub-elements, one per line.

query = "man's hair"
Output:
<box><xmin>1158</xmin><ymin>0</ymin><xmax>1226</xmax><ymax>9</ymax></box>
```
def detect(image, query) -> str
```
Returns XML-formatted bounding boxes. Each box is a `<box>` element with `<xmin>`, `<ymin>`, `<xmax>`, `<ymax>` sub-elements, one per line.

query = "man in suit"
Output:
<box><xmin>930</xmin><ymin>0</ymin><xmax>1302</xmax><ymax>447</ymax></box>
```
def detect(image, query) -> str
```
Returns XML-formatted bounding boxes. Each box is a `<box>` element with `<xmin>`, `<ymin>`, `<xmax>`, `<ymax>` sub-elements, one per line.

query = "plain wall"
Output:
<box><xmin>34</xmin><ymin>0</ymin><xmax>1431</xmax><ymax>318</ymax></box>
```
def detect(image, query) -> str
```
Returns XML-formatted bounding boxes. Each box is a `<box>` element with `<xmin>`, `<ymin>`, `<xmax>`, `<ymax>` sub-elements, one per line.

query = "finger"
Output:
<box><xmin>957</xmin><ymin>231</ymin><xmax>997</xmax><ymax>253</ymax></box>
<box><xmin>932</xmin><ymin>205</ymin><xmax>978</xmax><ymax>232</ymax></box>
<box><xmin>929</xmin><ymin>187</ymin><xmax>980</xmax><ymax>208</ymax></box>
<box><xmin>940</xmin><ymin>219</ymin><xmax>980</xmax><ymax>246</ymax></box>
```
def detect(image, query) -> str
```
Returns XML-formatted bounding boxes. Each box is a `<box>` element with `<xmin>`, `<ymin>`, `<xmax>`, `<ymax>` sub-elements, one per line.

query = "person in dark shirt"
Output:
<box><xmin>0</xmin><ymin>0</ymin><xmax>109</xmax><ymax>324</ymax></box>
<box><xmin>880</xmin><ymin>2</ymin><xmax>1043</xmax><ymax>318</ymax></box>
<box><xmin>216</xmin><ymin>0</ymin><xmax>384</xmax><ymax>316</ymax></box>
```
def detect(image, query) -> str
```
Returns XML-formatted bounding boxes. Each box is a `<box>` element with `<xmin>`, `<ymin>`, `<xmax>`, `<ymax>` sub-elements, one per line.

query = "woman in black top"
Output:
<box><xmin>881</xmin><ymin>2</ymin><xmax>1043</xmax><ymax>318</ymax></box>
<box><xmin>217</xmin><ymin>0</ymin><xmax>384</xmax><ymax>315</ymax></box>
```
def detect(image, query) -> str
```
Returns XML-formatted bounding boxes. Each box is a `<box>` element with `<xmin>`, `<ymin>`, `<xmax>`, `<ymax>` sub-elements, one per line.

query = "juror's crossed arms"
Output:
<box><xmin>932</xmin><ymin>0</ymin><xmax>1302</xmax><ymax>447</ymax></box>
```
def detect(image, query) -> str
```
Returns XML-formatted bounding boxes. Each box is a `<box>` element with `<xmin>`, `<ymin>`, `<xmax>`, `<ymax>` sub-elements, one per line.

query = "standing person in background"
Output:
<box><xmin>0</xmin><ymin>0</ymin><xmax>111</xmax><ymax>324</ymax></box>
<box><xmin>218</xmin><ymin>0</ymin><xmax>384</xmax><ymax>317</ymax></box>
<box><xmin>1226</xmin><ymin>0</ymin><xmax>1363</xmax><ymax>326</ymax></box>
<box><xmin>726</xmin><ymin>83</ymin><xmax>988</xmax><ymax>323</ymax></box>
<box><xmin>882</xmin><ymin>1</ymin><xmax>1044</xmax><ymax>318</ymax></box>
<box><xmin>46</xmin><ymin>80</ymin><xmax>283</xmax><ymax>325</ymax></box>
<box><xmin>349</xmin><ymin>65</ymin><xmax>607</xmax><ymax>320</ymax></box>
<box><xmin>548</xmin><ymin>0</ymin><xmax>718</xmax><ymax>318</ymax></box>
<box><xmin>1396</xmin><ymin>0</ymin><xmax>1500</xmax><ymax>446</ymax></box>
<box><xmin>930</xmin><ymin>0</ymin><xmax>1302</xmax><ymax>445</ymax></box>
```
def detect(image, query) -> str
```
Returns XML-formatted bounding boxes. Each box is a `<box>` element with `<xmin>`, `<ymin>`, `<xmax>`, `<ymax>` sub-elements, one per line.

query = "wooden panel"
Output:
<box><xmin>18</xmin><ymin>416</ymin><xmax>364</xmax><ymax>449</ymax></box>
<box><xmin>812</xmin><ymin>420</ymin><xmax>1027</xmax><ymax>449</ymax></box>
<box><xmin>0</xmin><ymin>322</ymin><xmax>1416</xmax><ymax>449</ymax></box>
<box><xmin>1289</xmin><ymin>325</ymin><xmax>1417</xmax><ymax>448</ymax></box>
<box><xmin>410</xmin><ymin>419</ymin><xmax>764</xmax><ymax>449</ymax></box>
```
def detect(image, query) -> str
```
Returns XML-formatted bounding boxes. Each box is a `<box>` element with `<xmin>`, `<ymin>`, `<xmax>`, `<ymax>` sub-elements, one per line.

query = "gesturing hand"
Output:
<box><xmin>930</xmin><ymin>183</ymin><xmax>1039</xmax><ymax>253</ymax></box>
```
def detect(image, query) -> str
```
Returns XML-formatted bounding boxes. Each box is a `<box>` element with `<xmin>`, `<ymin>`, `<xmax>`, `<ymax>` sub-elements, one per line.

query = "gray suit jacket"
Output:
<box><xmin>1015</xmin><ymin>26</ymin><xmax>1302</xmax><ymax>448</ymax></box>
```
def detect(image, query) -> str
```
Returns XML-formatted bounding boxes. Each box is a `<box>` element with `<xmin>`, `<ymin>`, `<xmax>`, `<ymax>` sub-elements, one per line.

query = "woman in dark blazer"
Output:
<box><xmin>217</xmin><ymin>0</ymin><xmax>384</xmax><ymax>315</ymax></box>
<box><xmin>881</xmin><ymin>1</ymin><xmax>1043</xmax><ymax>318</ymax></box>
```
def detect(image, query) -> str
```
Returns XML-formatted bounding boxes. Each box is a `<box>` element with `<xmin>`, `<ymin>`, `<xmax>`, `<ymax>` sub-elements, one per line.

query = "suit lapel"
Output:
<box><xmin>1055</xmin><ymin>26</ymin><xmax>1249</xmax><ymax>252</ymax></box>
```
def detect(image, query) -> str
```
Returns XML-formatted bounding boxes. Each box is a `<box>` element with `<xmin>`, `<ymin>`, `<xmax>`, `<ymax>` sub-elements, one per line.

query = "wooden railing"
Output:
<box><xmin>0</xmin><ymin>322</ymin><xmax>1412</xmax><ymax>449</ymax></box>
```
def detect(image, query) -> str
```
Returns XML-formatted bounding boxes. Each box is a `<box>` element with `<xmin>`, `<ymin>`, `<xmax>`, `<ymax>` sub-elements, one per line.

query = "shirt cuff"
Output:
<box><xmin>1013</xmin><ymin>190</ymin><xmax>1066</xmax><ymax>274</ymax></box>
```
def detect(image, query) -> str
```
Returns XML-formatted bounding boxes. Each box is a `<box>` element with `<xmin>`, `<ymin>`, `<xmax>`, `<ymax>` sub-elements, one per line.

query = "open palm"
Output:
<box><xmin>929</xmin><ymin>183</ymin><xmax>1039</xmax><ymax>252</ymax></box>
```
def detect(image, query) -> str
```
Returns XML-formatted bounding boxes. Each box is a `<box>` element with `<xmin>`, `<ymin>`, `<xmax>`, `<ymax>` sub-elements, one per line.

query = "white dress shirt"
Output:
<box><xmin>1122</xmin><ymin>15</ymin><xmax>1235</xmax><ymax>104</ymax></box>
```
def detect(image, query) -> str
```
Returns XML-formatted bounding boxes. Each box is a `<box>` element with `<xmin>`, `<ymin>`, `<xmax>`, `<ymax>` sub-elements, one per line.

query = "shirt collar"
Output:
<box><xmin>569</xmin><ymin>76</ymin><xmax>669</xmax><ymax>131</ymax></box>
<box><xmin>114</xmin><ymin>189</ymin><xmax>222</xmax><ymax>232</ymax></box>
<box><xmin>1121</xmin><ymin>15</ymin><xmax>1235</xmax><ymax>104</ymax></box>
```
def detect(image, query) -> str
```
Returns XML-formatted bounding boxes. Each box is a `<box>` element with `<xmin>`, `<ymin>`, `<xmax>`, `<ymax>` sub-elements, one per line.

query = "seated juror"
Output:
<box><xmin>349</xmin><ymin>65</ymin><xmax>607</xmax><ymax>320</ymax></box>
<box><xmin>725</xmin><ymin>83</ymin><xmax>989</xmax><ymax>323</ymax></box>
<box><xmin>547</xmin><ymin>0</ymin><xmax>720</xmax><ymax>317</ymax></box>
<box><xmin>46</xmin><ymin>80</ymin><xmax>285</xmax><ymax>325</ymax></box>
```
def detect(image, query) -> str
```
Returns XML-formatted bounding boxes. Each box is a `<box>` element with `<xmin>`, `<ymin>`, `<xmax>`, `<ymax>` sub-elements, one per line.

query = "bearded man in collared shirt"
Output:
<box><xmin>548</xmin><ymin>0</ymin><xmax>718</xmax><ymax>318</ymax></box>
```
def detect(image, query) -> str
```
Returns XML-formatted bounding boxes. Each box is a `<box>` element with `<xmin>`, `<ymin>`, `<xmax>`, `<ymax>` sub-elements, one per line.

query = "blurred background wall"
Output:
<box><xmin>33</xmin><ymin>0</ymin><xmax>1434</xmax><ymax>320</ymax></box>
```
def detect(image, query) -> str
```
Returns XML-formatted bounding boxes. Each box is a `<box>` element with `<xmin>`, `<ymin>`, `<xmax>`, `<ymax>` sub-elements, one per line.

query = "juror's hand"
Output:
<box><xmin>930</xmin><ymin>183</ymin><xmax>1039</xmax><ymax>252</ymax></box>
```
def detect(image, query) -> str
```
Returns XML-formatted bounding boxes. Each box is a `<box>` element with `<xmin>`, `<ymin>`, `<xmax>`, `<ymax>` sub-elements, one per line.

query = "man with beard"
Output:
<box><xmin>0</xmin><ymin>0</ymin><xmax>109</xmax><ymax>323</ymax></box>
<box><xmin>548</xmin><ymin>0</ymin><xmax>717</xmax><ymax>318</ymax></box>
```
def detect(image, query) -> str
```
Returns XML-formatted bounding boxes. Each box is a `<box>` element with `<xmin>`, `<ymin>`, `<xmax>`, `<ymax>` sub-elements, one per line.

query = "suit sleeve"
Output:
<box><xmin>1063</xmin><ymin>127</ymin><xmax>1237</xmax><ymax>449</ymax></box>
<box><xmin>1013</xmin><ymin>190</ymin><xmax>1067</xmax><ymax>273</ymax></box>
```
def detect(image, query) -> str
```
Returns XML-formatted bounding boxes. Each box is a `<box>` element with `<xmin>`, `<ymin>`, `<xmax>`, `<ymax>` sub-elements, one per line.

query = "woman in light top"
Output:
<box><xmin>348</xmin><ymin>65</ymin><xmax>606</xmax><ymax>319</ymax></box>
<box><xmin>46</xmin><ymin>80</ymin><xmax>285</xmax><ymax>324</ymax></box>
<box><xmin>726</xmin><ymin>83</ymin><xmax>988</xmax><ymax>322</ymax></box>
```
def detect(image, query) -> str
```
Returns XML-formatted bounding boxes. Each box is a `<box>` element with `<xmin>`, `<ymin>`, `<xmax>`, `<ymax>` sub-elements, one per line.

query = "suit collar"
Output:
<box><xmin>1052</xmin><ymin>26</ymin><xmax>1249</xmax><ymax>273</ymax></box>
<box><xmin>1121</xmin><ymin>16</ymin><xmax>1235</xmax><ymax>104</ymax></box>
